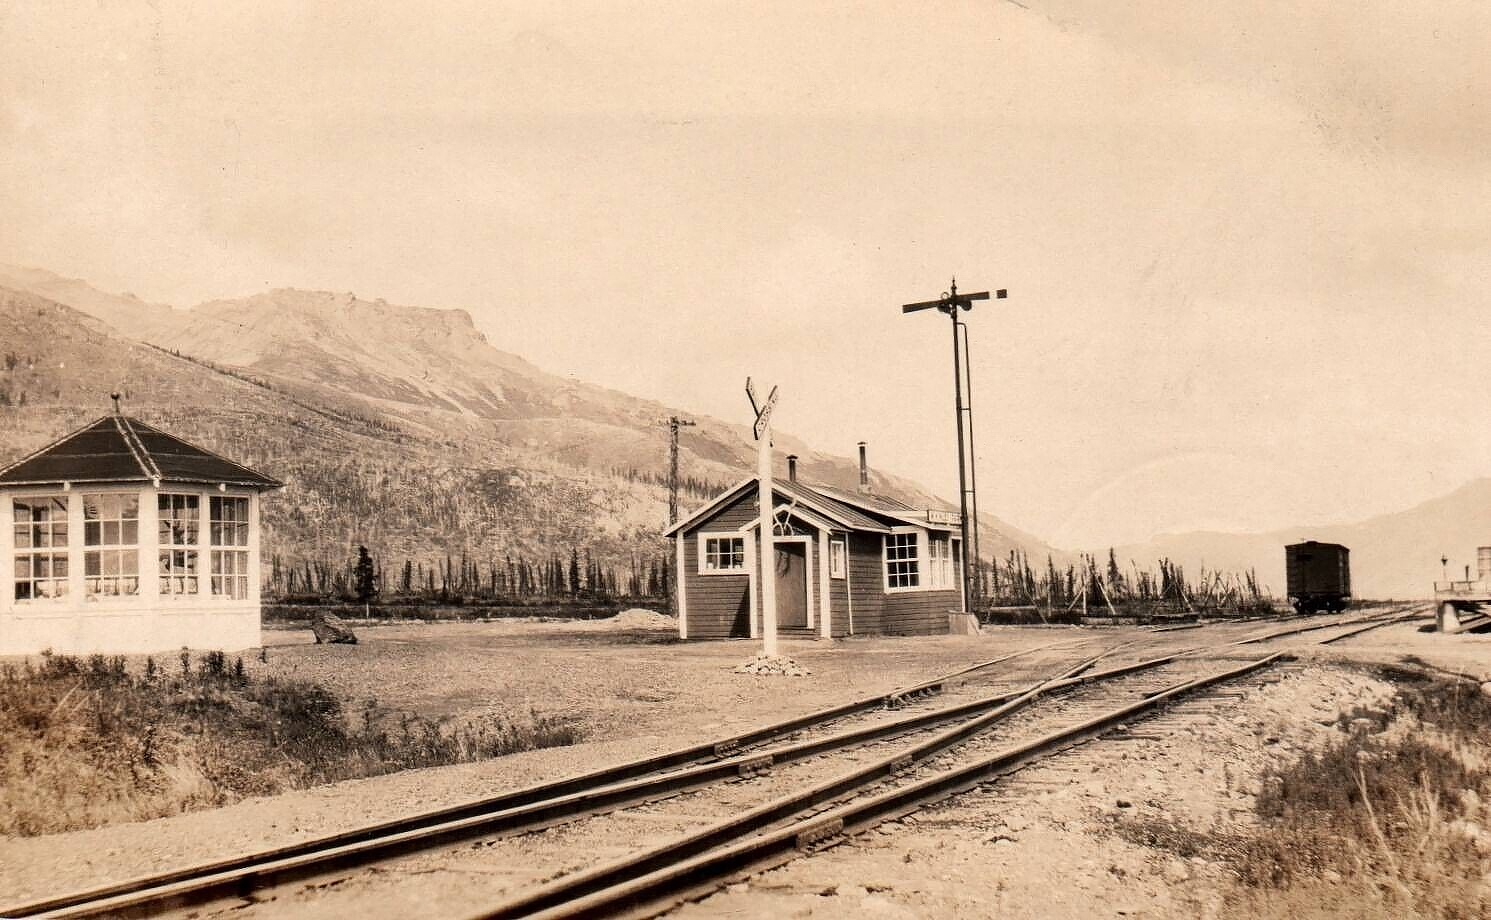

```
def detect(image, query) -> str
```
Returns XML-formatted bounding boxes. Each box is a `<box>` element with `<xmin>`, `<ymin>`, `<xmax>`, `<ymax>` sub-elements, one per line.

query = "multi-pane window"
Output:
<box><xmin>83</xmin><ymin>493</ymin><xmax>140</xmax><ymax>596</ymax></box>
<box><xmin>158</xmin><ymin>493</ymin><xmax>200</xmax><ymax>595</ymax></box>
<box><xmin>885</xmin><ymin>531</ymin><xmax>920</xmax><ymax>589</ymax></box>
<box><xmin>701</xmin><ymin>535</ymin><xmax>746</xmax><ymax>572</ymax></box>
<box><xmin>13</xmin><ymin>496</ymin><xmax>69</xmax><ymax>600</ymax></box>
<box><xmin>210</xmin><ymin>496</ymin><xmax>250</xmax><ymax>599</ymax></box>
<box><xmin>928</xmin><ymin>535</ymin><xmax>953</xmax><ymax>589</ymax></box>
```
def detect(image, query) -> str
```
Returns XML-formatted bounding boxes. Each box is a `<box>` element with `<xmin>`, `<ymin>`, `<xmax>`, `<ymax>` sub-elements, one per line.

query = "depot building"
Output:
<box><xmin>0</xmin><ymin>411</ymin><xmax>281</xmax><ymax>655</ymax></box>
<box><xmin>665</xmin><ymin>449</ymin><xmax>964</xmax><ymax>640</ymax></box>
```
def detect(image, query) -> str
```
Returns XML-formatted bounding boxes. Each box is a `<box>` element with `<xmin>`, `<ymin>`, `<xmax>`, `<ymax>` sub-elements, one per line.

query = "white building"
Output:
<box><xmin>1</xmin><ymin>412</ymin><xmax>281</xmax><ymax>655</ymax></box>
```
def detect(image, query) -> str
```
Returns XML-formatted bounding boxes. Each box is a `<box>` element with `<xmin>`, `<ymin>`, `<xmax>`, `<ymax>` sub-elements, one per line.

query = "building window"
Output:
<box><xmin>13</xmin><ymin>495</ymin><xmax>69</xmax><ymax>600</ymax></box>
<box><xmin>210</xmin><ymin>496</ymin><xmax>250</xmax><ymax>599</ymax></box>
<box><xmin>83</xmin><ymin>492</ymin><xmax>139</xmax><ymax>597</ymax></box>
<box><xmin>928</xmin><ymin>535</ymin><xmax>954</xmax><ymax>589</ymax></box>
<box><xmin>829</xmin><ymin>539</ymin><xmax>847</xmax><ymax>579</ymax></box>
<box><xmin>700</xmin><ymin>535</ymin><xmax>746</xmax><ymax>573</ymax></box>
<box><xmin>159</xmin><ymin>493</ymin><xmax>200</xmax><ymax>595</ymax></box>
<box><xmin>885</xmin><ymin>531</ymin><xmax>920</xmax><ymax>589</ymax></box>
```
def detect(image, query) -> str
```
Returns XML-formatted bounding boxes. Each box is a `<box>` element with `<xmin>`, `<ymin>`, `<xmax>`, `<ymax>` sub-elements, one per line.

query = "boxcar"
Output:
<box><xmin>1285</xmin><ymin>541</ymin><xmax>1352</xmax><ymax>614</ymax></box>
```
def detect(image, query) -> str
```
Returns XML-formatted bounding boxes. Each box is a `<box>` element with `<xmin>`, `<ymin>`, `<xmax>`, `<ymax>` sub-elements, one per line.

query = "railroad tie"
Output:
<box><xmin>795</xmin><ymin>816</ymin><xmax>845</xmax><ymax>850</ymax></box>
<box><xmin>737</xmin><ymin>754</ymin><xmax>774</xmax><ymax>778</ymax></box>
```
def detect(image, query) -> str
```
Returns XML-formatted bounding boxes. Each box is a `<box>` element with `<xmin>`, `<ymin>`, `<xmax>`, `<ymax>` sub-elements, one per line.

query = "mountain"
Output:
<box><xmin>1114</xmin><ymin>480</ymin><xmax>1491</xmax><ymax>600</ymax></box>
<box><xmin>0</xmin><ymin>265</ymin><xmax>177</xmax><ymax>333</ymax></box>
<box><xmin>0</xmin><ymin>266</ymin><xmax>1059</xmax><ymax>579</ymax></box>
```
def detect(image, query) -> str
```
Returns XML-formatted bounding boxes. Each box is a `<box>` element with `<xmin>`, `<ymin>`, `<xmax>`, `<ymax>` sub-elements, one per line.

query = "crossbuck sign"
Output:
<box><xmin>746</xmin><ymin>377</ymin><xmax>779</xmax><ymax>441</ymax></box>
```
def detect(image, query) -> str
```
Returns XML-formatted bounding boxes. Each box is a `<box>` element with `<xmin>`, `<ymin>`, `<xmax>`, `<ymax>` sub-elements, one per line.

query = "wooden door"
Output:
<box><xmin>774</xmin><ymin>542</ymin><xmax>809</xmax><ymax>627</ymax></box>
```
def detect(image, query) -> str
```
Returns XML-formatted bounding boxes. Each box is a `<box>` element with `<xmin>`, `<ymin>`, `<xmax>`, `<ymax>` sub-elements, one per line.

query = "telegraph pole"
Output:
<box><xmin>663</xmin><ymin>415</ymin><xmax>696</xmax><ymax>526</ymax></box>
<box><xmin>902</xmin><ymin>278</ymin><xmax>1008</xmax><ymax>609</ymax></box>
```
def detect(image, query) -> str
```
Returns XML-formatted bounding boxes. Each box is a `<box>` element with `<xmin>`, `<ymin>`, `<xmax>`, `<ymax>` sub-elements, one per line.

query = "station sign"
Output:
<box><xmin>926</xmin><ymin>509</ymin><xmax>961</xmax><ymax>526</ymax></box>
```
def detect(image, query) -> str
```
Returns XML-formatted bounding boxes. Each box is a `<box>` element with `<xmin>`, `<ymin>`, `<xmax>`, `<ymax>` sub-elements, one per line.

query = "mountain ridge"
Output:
<box><xmin>0</xmin><ymin>265</ymin><xmax>1060</xmax><ymax>575</ymax></box>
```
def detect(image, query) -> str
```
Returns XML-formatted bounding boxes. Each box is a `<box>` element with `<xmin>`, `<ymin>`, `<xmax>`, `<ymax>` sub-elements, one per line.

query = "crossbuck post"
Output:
<box><xmin>747</xmin><ymin>378</ymin><xmax>780</xmax><ymax>657</ymax></box>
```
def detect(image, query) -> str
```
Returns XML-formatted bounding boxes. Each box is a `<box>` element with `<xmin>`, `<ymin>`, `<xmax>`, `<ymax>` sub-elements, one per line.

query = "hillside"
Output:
<box><xmin>1115</xmin><ymin>480</ymin><xmax>1491</xmax><ymax>600</ymax></box>
<box><xmin>0</xmin><ymin>288</ymin><xmax>680</xmax><ymax>579</ymax></box>
<box><xmin>0</xmin><ymin>268</ymin><xmax>1059</xmax><ymax>584</ymax></box>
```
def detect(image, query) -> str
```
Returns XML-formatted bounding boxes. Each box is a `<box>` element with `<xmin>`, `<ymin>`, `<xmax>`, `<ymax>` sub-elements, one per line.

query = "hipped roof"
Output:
<box><xmin>0</xmin><ymin>416</ymin><xmax>282</xmax><ymax>490</ymax></box>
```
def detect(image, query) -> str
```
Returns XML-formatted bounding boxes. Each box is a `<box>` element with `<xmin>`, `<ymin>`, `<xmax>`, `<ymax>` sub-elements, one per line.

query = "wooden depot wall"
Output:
<box><xmin>678</xmin><ymin>488</ymin><xmax>956</xmax><ymax>640</ymax></box>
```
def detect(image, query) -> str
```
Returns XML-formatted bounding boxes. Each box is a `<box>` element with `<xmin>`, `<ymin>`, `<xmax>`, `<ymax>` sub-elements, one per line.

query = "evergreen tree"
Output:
<box><xmin>353</xmin><ymin>545</ymin><xmax>378</xmax><ymax>602</ymax></box>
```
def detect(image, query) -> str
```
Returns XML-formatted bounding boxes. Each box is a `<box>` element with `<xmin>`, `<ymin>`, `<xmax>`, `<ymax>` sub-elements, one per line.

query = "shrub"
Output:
<box><xmin>0</xmin><ymin>651</ymin><xmax>584</xmax><ymax>836</ymax></box>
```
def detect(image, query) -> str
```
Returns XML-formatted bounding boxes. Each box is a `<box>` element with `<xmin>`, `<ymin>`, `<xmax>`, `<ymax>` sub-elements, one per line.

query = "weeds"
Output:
<box><xmin>1112</xmin><ymin>668</ymin><xmax>1491</xmax><ymax>919</ymax></box>
<box><xmin>0</xmin><ymin>650</ymin><xmax>582</xmax><ymax>837</ymax></box>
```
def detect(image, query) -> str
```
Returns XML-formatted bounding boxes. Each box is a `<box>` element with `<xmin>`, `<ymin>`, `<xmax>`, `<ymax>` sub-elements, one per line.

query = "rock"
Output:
<box><xmin>311</xmin><ymin>611</ymin><xmax>358</xmax><ymax>644</ymax></box>
<box><xmin>733</xmin><ymin>653</ymin><xmax>811</xmax><ymax>677</ymax></box>
<box><xmin>1322</xmin><ymin>869</ymin><xmax>1343</xmax><ymax>884</ymax></box>
<box><xmin>1163</xmin><ymin>858</ymin><xmax>1190</xmax><ymax>883</ymax></box>
<box><xmin>1116</xmin><ymin>799</ymin><xmax>1133</xmax><ymax>809</ymax></box>
<box><xmin>1480</xmin><ymin>681</ymin><xmax>1491</xmax><ymax>698</ymax></box>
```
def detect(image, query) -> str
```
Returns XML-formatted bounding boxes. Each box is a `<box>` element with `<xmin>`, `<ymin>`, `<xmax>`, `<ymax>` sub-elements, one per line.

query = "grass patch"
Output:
<box><xmin>1113</xmin><ymin>667</ymin><xmax>1491</xmax><ymax>919</ymax></box>
<box><xmin>0</xmin><ymin>650</ymin><xmax>582</xmax><ymax>837</ymax></box>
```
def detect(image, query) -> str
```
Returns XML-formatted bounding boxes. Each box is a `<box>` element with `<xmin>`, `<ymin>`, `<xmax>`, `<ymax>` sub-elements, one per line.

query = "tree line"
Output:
<box><xmin>267</xmin><ymin>546</ymin><xmax>674</xmax><ymax>605</ymax></box>
<box><xmin>975</xmin><ymin>548</ymin><xmax>1270</xmax><ymax>617</ymax></box>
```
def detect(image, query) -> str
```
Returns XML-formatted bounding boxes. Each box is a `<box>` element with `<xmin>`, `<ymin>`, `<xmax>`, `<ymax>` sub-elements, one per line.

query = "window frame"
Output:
<box><xmin>12</xmin><ymin>493</ymin><xmax>71</xmax><ymax>603</ymax></box>
<box><xmin>697</xmin><ymin>531</ymin><xmax>748</xmax><ymax>575</ymax></box>
<box><xmin>158</xmin><ymin>492</ymin><xmax>202</xmax><ymax>596</ymax></box>
<box><xmin>209</xmin><ymin>495</ymin><xmax>251</xmax><ymax>600</ymax></box>
<box><xmin>82</xmin><ymin>491</ymin><xmax>141</xmax><ymax>599</ymax></box>
<box><xmin>829</xmin><ymin>537</ymin><xmax>847</xmax><ymax>580</ymax></box>
<box><xmin>883</xmin><ymin>527</ymin><xmax>922</xmax><ymax>592</ymax></box>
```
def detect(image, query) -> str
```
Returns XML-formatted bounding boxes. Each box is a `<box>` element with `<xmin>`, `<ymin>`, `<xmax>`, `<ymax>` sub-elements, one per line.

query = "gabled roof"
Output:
<box><xmin>0</xmin><ymin>415</ymin><xmax>282</xmax><ymax>490</ymax></box>
<box><xmin>810</xmin><ymin>483</ymin><xmax>961</xmax><ymax>532</ymax></box>
<box><xmin>663</xmin><ymin>476</ymin><xmax>910</xmax><ymax>537</ymax></box>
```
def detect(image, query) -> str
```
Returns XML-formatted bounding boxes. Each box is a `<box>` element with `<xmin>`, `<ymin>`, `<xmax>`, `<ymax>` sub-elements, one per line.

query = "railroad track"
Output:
<box><xmin>4</xmin><ymin>607</ymin><xmax>1424</xmax><ymax>919</ymax></box>
<box><xmin>464</xmin><ymin>654</ymin><xmax>1282</xmax><ymax>920</ymax></box>
<box><xmin>0</xmin><ymin>639</ymin><xmax>1108</xmax><ymax>919</ymax></box>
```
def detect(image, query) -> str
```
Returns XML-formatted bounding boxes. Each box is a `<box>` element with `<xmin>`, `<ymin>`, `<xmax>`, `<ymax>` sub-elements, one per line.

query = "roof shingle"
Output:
<box><xmin>0</xmin><ymin>416</ymin><xmax>281</xmax><ymax>489</ymax></box>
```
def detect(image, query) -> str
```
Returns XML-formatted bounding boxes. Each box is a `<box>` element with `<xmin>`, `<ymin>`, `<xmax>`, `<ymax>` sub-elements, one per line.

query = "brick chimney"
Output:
<box><xmin>857</xmin><ymin>442</ymin><xmax>869</xmax><ymax>493</ymax></box>
<box><xmin>787</xmin><ymin>454</ymin><xmax>799</xmax><ymax>483</ymax></box>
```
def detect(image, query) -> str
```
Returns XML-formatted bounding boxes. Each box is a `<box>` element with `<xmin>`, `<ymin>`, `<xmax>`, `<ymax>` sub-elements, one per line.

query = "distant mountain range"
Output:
<box><xmin>0</xmin><ymin>264</ymin><xmax>1056</xmax><ymax>577</ymax></box>
<box><xmin>1113</xmin><ymin>479</ymin><xmax>1491</xmax><ymax>600</ymax></box>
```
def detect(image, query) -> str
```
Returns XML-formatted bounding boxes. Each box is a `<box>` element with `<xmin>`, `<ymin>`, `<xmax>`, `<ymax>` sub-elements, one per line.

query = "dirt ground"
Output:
<box><xmin>1</xmin><ymin>615</ymin><xmax>1480</xmax><ymax>917</ymax></box>
<box><xmin>0</xmin><ymin>621</ymin><xmax>1100</xmax><ymax>903</ymax></box>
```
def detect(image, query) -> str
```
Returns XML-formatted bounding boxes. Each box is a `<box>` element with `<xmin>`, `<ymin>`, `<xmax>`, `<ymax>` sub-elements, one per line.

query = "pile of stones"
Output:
<box><xmin>734</xmin><ymin>653</ymin><xmax>811</xmax><ymax>677</ymax></box>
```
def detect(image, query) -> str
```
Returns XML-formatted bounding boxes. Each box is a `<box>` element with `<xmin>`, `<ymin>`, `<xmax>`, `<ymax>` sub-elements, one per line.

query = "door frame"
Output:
<box><xmin>754</xmin><ymin>532</ymin><xmax>814</xmax><ymax>632</ymax></box>
<box><xmin>771</xmin><ymin>535</ymin><xmax>813</xmax><ymax>629</ymax></box>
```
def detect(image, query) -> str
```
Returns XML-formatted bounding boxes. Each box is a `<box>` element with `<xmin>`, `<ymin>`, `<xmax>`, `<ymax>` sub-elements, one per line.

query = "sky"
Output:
<box><xmin>2</xmin><ymin>2</ymin><xmax>1488</xmax><ymax>549</ymax></box>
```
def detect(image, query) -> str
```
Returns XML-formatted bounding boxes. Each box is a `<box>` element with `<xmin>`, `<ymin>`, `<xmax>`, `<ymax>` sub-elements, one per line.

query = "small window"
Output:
<box><xmin>885</xmin><ymin>531</ymin><xmax>920</xmax><ymax>589</ymax></box>
<box><xmin>829</xmin><ymin>539</ymin><xmax>847</xmax><ymax>579</ymax></box>
<box><xmin>700</xmin><ymin>535</ymin><xmax>746</xmax><ymax>573</ymax></box>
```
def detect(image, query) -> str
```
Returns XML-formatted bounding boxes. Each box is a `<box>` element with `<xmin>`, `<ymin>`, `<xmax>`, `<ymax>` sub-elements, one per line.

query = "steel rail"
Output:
<box><xmin>465</xmin><ymin>651</ymin><xmax>1185</xmax><ymax>920</ymax></box>
<box><xmin>1315</xmin><ymin>606</ymin><xmax>1433</xmax><ymax>645</ymax></box>
<box><xmin>479</xmin><ymin>653</ymin><xmax>1285</xmax><ymax>920</ymax></box>
<box><xmin>16</xmin><ymin>650</ymin><xmax>1163</xmax><ymax>920</ymax></box>
<box><xmin>0</xmin><ymin>640</ymin><xmax>1089</xmax><ymax>919</ymax></box>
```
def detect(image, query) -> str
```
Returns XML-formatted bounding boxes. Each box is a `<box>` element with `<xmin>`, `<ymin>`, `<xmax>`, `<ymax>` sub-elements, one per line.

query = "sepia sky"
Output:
<box><xmin>2</xmin><ymin>2</ymin><xmax>1488</xmax><ymax>549</ymax></box>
